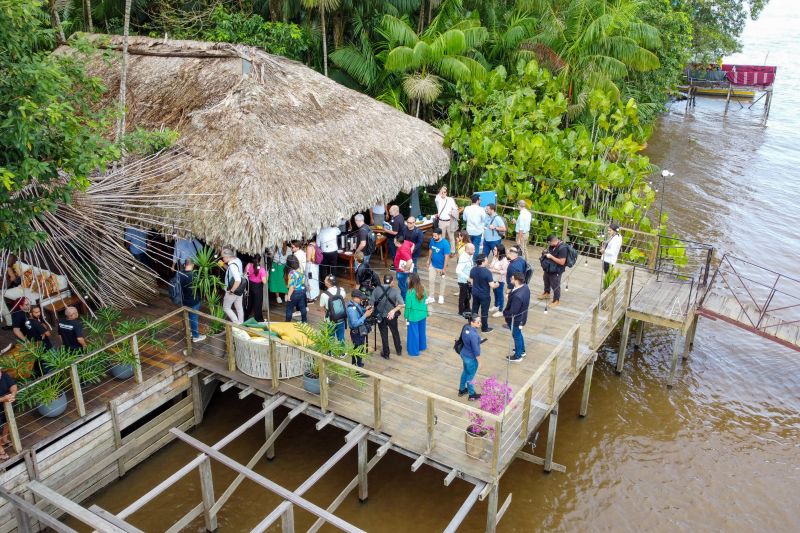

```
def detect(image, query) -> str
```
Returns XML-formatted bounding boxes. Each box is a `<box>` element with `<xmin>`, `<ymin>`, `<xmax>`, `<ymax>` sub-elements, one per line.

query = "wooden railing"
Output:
<box><xmin>4</xmin><ymin>309</ymin><xmax>187</xmax><ymax>456</ymax></box>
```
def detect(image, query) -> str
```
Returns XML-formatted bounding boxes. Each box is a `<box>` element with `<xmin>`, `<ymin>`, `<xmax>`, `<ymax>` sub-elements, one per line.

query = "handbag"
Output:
<box><xmin>432</xmin><ymin>199</ymin><xmax>447</xmax><ymax>231</ymax></box>
<box><xmin>453</xmin><ymin>325</ymin><xmax>466</xmax><ymax>354</ymax></box>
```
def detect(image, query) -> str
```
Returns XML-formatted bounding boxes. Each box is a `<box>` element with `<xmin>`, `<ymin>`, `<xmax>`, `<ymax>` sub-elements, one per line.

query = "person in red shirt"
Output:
<box><xmin>393</xmin><ymin>234</ymin><xmax>415</xmax><ymax>300</ymax></box>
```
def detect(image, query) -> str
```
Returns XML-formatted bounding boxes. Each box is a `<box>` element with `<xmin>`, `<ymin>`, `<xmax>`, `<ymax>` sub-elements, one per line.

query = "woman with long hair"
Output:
<box><xmin>489</xmin><ymin>244</ymin><xmax>509</xmax><ymax>317</ymax></box>
<box><xmin>285</xmin><ymin>255</ymin><xmax>307</xmax><ymax>322</ymax></box>
<box><xmin>404</xmin><ymin>273</ymin><xmax>428</xmax><ymax>356</ymax></box>
<box><xmin>245</xmin><ymin>254</ymin><xmax>267</xmax><ymax>322</ymax></box>
<box><xmin>305</xmin><ymin>239</ymin><xmax>320</xmax><ymax>302</ymax></box>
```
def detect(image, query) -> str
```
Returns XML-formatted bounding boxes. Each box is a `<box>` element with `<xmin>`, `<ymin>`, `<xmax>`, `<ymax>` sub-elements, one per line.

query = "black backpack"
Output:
<box><xmin>169</xmin><ymin>273</ymin><xmax>184</xmax><ymax>305</ymax></box>
<box><xmin>327</xmin><ymin>289</ymin><xmax>347</xmax><ymax>324</ymax></box>
<box><xmin>564</xmin><ymin>243</ymin><xmax>578</xmax><ymax>268</ymax></box>
<box><xmin>364</xmin><ymin>227</ymin><xmax>377</xmax><ymax>255</ymax></box>
<box><xmin>523</xmin><ymin>261</ymin><xmax>534</xmax><ymax>284</ymax></box>
<box><xmin>453</xmin><ymin>325</ymin><xmax>466</xmax><ymax>354</ymax></box>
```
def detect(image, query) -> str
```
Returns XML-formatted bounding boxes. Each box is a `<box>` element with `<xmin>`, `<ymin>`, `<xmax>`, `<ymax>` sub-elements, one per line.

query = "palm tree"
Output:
<box><xmin>381</xmin><ymin>13</ymin><xmax>488</xmax><ymax>116</ymax></box>
<box><xmin>522</xmin><ymin>0</ymin><xmax>661</xmax><ymax>116</ymax></box>
<box><xmin>302</xmin><ymin>0</ymin><xmax>342</xmax><ymax>76</ymax></box>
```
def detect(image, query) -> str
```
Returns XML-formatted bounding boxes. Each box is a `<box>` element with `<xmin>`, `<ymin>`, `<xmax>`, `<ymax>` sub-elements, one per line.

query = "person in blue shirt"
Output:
<box><xmin>458</xmin><ymin>315</ymin><xmax>483</xmax><ymax>401</ymax></box>
<box><xmin>124</xmin><ymin>227</ymin><xmax>150</xmax><ymax>267</ymax></box>
<box><xmin>482</xmin><ymin>204</ymin><xmax>506</xmax><ymax>256</ymax></box>
<box><xmin>346</xmin><ymin>289</ymin><xmax>374</xmax><ymax>368</ymax></box>
<box><xmin>172</xmin><ymin>237</ymin><xmax>203</xmax><ymax>270</ymax></box>
<box><xmin>506</xmin><ymin>245</ymin><xmax>527</xmax><ymax>286</ymax></box>
<box><xmin>503</xmin><ymin>272</ymin><xmax>531</xmax><ymax>362</ymax></box>
<box><xmin>402</xmin><ymin>216</ymin><xmax>425</xmax><ymax>266</ymax></box>
<box><xmin>469</xmin><ymin>254</ymin><xmax>499</xmax><ymax>333</ymax></box>
<box><xmin>426</xmin><ymin>228</ymin><xmax>451</xmax><ymax>304</ymax></box>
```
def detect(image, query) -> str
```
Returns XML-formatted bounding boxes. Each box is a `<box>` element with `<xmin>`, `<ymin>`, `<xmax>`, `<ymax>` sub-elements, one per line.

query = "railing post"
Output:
<box><xmin>69</xmin><ymin>364</ymin><xmax>85</xmax><ymax>418</ymax></box>
<box><xmin>591</xmin><ymin>303</ymin><xmax>600</xmax><ymax>348</ymax></box>
<box><xmin>609</xmin><ymin>284</ymin><xmax>618</xmax><ymax>323</ymax></box>
<box><xmin>108</xmin><ymin>399</ymin><xmax>126</xmax><ymax>477</ymax></box>
<box><xmin>490</xmin><ymin>419</ymin><xmax>502</xmax><ymax>477</ymax></box>
<box><xmin>373</xmin><ymin>378</ymin><xmax>382</xmax><ymax>431</ymax></box>
<box><xmin>561</xmin><ymin>219</ymin><xmax>569</xmax><ymax>242</ymax></box>
<box><xmin>648</xmin><ymin>234</ymin><xmax>660</xmax><ymax>270</ymax></box>
<box><xmin>131</xmin><ymin>334</ymin><xmax>143</xmax><ymax>384</ymax></box>
<box><xmin>269</xmin><ymin>338</ymin><xmax>279</xmax><ymax>391</ymax></box>
<box><xmin>702</xmin><ymin>248</ymin><xmax>714</xmax><ymax>286</ymax></box>
<box><xmin>547</xmin><ymin>357</ymin><xmax>558</xmax><ymax>405</ymax></box>
<box><xmin>3</xmin><ymin>401</ymin><xmax>22</xmax><ymax>454</ymax></box>
<box><xmin>225</xmin><ymin>324</ymin><xmax>235</xmax><ymax>372</ymax></box>
<box><xmin>426</xmin><ymin>397</ymin><xmax>435</xmax><ymax>453</ymax></box>
<box><xmin>519</xmin><ymin>386</ymin><xmax>532</xmax><ymax>440</ymax></box>
<box><xmin>319</xmin><ymin>360</ymin><xmax>328</xmax><ymax>412</ymax></box>
<box><xmin>182</xmin><ymin>309</ymin><xmax>192</xmax><ymax>357</ymax></box>
<box><xmin>623</xmin><ymin>268</ymin><xmax>634</xmax><ymax>311</ymax></box>
<box><xmin>570</xmin><ymin>329</ymin><xmax>580</xmax><ymax>373</ymax></box>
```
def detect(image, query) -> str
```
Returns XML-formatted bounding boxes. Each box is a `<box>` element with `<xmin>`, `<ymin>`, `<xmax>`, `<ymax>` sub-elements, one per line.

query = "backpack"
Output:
<box><xmin>327</xmin><ymin>289</ymin><xmax>347</xmax><ymax>324</ymax></box>
<box><xmin>453</xmin><ymin>325</ymin><xmax>467</xmax><ymax>354</ymax></box>
<box><xmin>313</xmin><ymin>242</ymin><xmax>324</xmax><ymax>265</ymax></box>
<box><xmin>364</xmin><ymin>227</ymin><xmax>377</xmax><ymax>255</ymax></box>
<box><xmin>523</xmin><ymin>261</ymin><xmax>534</xmax><ymax>284</ymax></box>
<box><xmin>169</xmin><ymin>273</ymin><xmax>183</xmax><ymax>305</ymax></box>
<box><xmin>563</xmin><ymin>243</ymin><xmax>578</xmax><ymax>268</ymax></box>
<box><xmin>227</xmin><ymin>261</ymin><xmax>249</xmax><ymax>296</ymax></box>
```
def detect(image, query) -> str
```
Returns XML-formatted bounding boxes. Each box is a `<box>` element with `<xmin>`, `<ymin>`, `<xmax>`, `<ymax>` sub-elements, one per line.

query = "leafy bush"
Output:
<box><xmin>122</xmin><ymin>127</ymin><xmax>180</xmax><ymax>155</ymax></box>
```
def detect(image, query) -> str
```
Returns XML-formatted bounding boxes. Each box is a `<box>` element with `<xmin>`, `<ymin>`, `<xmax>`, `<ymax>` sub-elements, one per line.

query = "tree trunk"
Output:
<box><xmin>115</xmin><ymin>0</ymin><xmax>132</xmax><ymax>144</ymax></box>
<box><xmin>418</xmin><ymin>1</ymin><xmax>425</xmax><ymax>33</ymax></box>
<box><xmin>83</xmin><ymin>0</ymin><xmax>93</xmax><ymax>32</ymax></box>
<box><xmin>333</xmin><ymin>12</ymin><xmax>345</xmax><ymax>49</ymax></box>
<box><xmin>47</xmin><ymin>0</ymin><xmax>66</xmax><ymax>44</ymax></box>
<box><xmin>321</xmin><ymin>7</ymin><xmax>328</xmax><ymax>77</ymax></box>
<box><xmin>268</xmin><ymin>0</ymin><xmax>281</xmax><ymax>21</ymax></box>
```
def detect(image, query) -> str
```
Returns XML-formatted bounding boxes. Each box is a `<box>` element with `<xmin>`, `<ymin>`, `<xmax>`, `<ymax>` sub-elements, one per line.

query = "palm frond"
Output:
<box><xmin>381</xmin><ymin>14</ymin><xmax>419</xmax><ymax>47</ymax></box>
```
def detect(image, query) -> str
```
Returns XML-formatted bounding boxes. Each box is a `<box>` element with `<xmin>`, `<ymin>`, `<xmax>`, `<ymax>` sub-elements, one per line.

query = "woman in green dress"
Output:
<box><xmin>404</xmin><ymin>273</ymin><xmax>428</xmax><ymax>356</ymax></box>
<box><xmin>268</xmin><ymin>244</ymin><xmax>288</xmax><ymax>303</ymax></box>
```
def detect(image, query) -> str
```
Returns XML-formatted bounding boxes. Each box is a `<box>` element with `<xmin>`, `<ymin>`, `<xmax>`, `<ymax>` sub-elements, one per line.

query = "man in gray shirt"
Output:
<box><xmin>482</xmin><ymin>203</ymin><xmax>506</xmax><ymax>256</ymax></box>
<box><xmin>369</xmin><ymin>274</ymin><xmax>405</xmax><ymax>359</ymax></box>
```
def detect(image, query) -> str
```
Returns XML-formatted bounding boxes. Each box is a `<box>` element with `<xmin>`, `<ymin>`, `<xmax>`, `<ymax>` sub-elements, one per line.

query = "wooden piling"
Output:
<box><xmin>69</xmin><ymin>364</ymin><xmax>85</xmax><ymax>418</ymax></box>
<box><xmin>616</xmin><ymin>315</ymin><xmax>632</xmax><ymax>374</ymax></box>
<box><xmin>544</xmin><ymin>404</ymin><xmax>558</xmax><ymax>473</ymax></box>
<box><xmin>579</xmin><ymin>360</ymin><xmax>595</xmax><ymax>418</ymax></box>
<box><xmin>634</xmin><ymin>320</ymin><xmax>645</xmax><ymax>348</ymax></box>
<box><xmin>485</xmin><ymin>484</ymin><xmax>499</xmax><ymax>533</ymax></box>
<box><xmin>668</xmin><ymin>332</ymin><xmax>683</xmax><ymax>387</ymax></box>
<box><xmin>191</xmin><ymin>374</ymin><xmax>204</xmax><ymax>425</ymax></box>
<box><xmin>281</xmin><ymin>505</ymin><xmax>295</xmax><ymax>533</ymax></box>
<box><xmin>225</xmin><ymin>325</ymin><xmax>235</xmax><ymax>372</ymax></box>
<box><xmin>357</xmin><ymin>438</ymin><xmax>368</xmax><ymax>502</ymax></box>
<box><xmin>198</xmin><ymin>457</ymin><xmax>218</xmax><ymax>531</ymax></box>
<box><xmin>264</xmin><ymin>399</ymin><xmax>276</xmax><ymax>460</ymax></box>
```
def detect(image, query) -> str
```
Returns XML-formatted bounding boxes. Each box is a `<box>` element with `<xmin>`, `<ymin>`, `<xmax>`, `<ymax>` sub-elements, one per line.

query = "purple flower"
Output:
<box><xmin>467</xmin><ymin>376</ymin><xmax>512</xmax><ymax>439</ymax></box>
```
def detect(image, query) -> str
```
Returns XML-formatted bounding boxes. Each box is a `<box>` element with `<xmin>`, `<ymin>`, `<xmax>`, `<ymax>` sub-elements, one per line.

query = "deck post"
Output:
<box><xmin>319</xmin><ymin>360</ymin><xmax>328</xmax><ymax>412</ymax></box>
<box><xmin>547</xmin><ymin>357</ymin><xmax>558</xmax><ymax>405</ymax></box>
<box><xmin>130</xmin><ymin>334</ymin><xmax>143</xmax><ymax>383</ymax></box>
<box><xmin>263</xmin><ymin>399</ymin><xmax>275</xmax><ymax>460</ymax></box>
<box><xmin>269</xmin><ymin>339</ymin><xmax>279</xmax><ymax>392</ymax></box>
<box><xmin>608</xmin><ymin>284</ymin><xmax>619</xmax><ymax>323</ymax></box>
<box><xmin>570</xmin><ymin>328</ymin><xmax>580</xmax><ymax>373</ymax></box>
<box><xmin>69</xmin><ymin>364</ymin><xmax>85</xmax><ymax>417</ymax></box>
<box><xmin>225</xmin><ymin>324</ymin><xmax>235</xmax><ymax>372</ymax></box>
<box><xmin>3</xmin><ymin>401</ymin><xmax>21</xmax><ymax>454</ymax></box>
<box><xmin>634</xmin><ymin>320</ymin><xmax>645</xmax><ymax>348</ymax></box>
<box><xmin>544</xmin><ymin>404</ymin><xmax>558</xmax><ymax>473</ymax></box>
<box><xmin>357</xmin><ymin>437</ymin><xmax>368</xmax><ymax>502</ymax></box>
<box><xmin>668</xmin><ymin>332</ymin><xmax>683</xmax><ymax>387</ymax></box>
<box><xmin>12</xmin><ymin>506</ymin><xmax>33</xmax><ymax>533</ymax></box>
<box><xmin>182</xmin><ymin>309</ymin><xmax>193</xmax><ymax>357</ymax></box>
<box><xmin>281</xmin><ymin>505</ymin><xmax>295</xmax><ymax>533</ymax></box>
<box><xmin>373</xmin><ymin>378</ymin><xmax>382</xmax><ymax>431</ymax></box>
<box><xmin>198</xmin><ymin>457</ymin><xmax>218</xmax><ymax>531</ymax></box>
<box><xmin>685</xmin><ymin>315</ymin><xmax>699</xmax><ymax>354</ymax></box>
<box><xmin>519</xmin><ymin>386</ymin><xmax>533</xmax><ymax>439</ymax></box>
<box><xmin>591</xmin><ymin>302</ymin><xmax>600</xmax><ymax>348</ymax></box>
<box><xmin>485</xmin><ymin>483</ymin><xmax>499</xmax><ymax>533</ymax></box>
<box><xmin>108</xmin><ymin>400</ymin><xmax>126</xmax><ymax>477</ymax></box>
<box><xmin>579</xmin><ymin>359</ymin><xmax>595</xmax><ymax>417</ymax></box>
<box><xmin>616</xmin><ymin>315</ymin><xmax>632</xmax><ymax>375</ymax></box>
<box><xmin>426</xmin><ymin>397</ymin><xmax>435</xmax><ymax>453</ymax></box>
<box><xmin>623</xmin><ymin>269</ymin><xmax>634</xmax><ymax>310</ymax></box>
<box><xmin>191</xmin><ymin>373</ymin><xmax>205</xmax><ymax>425</ymax></box>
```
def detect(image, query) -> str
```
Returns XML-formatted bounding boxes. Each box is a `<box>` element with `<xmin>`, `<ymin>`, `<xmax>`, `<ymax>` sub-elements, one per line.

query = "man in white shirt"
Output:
<box><xmin>515</xmin><ymin>200</ymin><xmax>532</xmax><ymax>259</ymax></box>
<box><xmin>316</xmin><ymin>225</ymin><xmax>341</xmax><ymax>281</ymax></box>
<box><xmin>221</xmin><ymin>248</ymin><xmax>244</xmax><ymax>324</ymax></box>
<box><xmin>290</xmin><ymin>240</ymin><xmax>307</xmax><ymax>271</ymax></box>
<box><xmin>370</xmin><ymin>203</ymin><xmax>387</xmax><ymax>225</ymax></box>
<box><xmin>434</xmin><ymin>186</ymin><xmax>459</xmax><ymax>256</ymax></box>
<box><xmin>601</xmin><ymin>222</ymin><xmax>623</xmax><ymax>273</ymax></box>
<box><xmin>462</xmin><ymin>194</ymin><xmax>486</xmax><ymax>260</ymax></box>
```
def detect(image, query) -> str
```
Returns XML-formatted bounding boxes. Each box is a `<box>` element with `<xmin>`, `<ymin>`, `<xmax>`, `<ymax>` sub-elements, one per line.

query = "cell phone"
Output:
<box><xmin>480</xmin><ymin>338</ymin><xmax>488</xmax><ymax>344</ymax></box>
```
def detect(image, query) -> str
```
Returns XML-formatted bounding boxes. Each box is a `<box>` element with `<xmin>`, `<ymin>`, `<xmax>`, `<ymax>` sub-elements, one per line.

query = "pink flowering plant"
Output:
<box><xmin>467</xmin><ymin>376</ymin><xmax>512</xmax><ymax>439</ymax></box>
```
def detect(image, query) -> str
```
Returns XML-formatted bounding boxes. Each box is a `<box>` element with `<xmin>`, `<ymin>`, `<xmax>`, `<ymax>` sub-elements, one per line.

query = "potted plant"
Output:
<box><xmin>192</xmin><ymin>246</ymin><xmax>226</xmax><ymax>335</ymax></box>
<box><xmin>105</xmin><ymin>318</ymin><xmax>166</xmax><ymax>380</ymax></box>
<box><xmin>15</xmin><ymin>345</ymin><xmax>77</xmax><ymax>418</ymax></box>
<box><xmin>295</xmin><ymin>322</ymin><xmax>370</xmax><ymax>394</ymax></box>
<box><xmin>465</xmin><ymin>377</ymin><xmax>512</xmax><ymax>459</ymax></box>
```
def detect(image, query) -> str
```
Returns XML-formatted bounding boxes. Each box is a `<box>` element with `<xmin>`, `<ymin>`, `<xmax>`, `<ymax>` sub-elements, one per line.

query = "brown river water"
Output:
<box><xmin>77</xmin><ymin>3</ymin><xmax>799</xmax><ymax>531</ymax></box>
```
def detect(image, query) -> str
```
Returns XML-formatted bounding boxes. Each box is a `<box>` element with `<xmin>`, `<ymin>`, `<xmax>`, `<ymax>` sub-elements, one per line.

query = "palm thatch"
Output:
<box><xmin>61</xmin><ymin>34</ymin><xmax>451</xmax><ymax>253</ymax></box>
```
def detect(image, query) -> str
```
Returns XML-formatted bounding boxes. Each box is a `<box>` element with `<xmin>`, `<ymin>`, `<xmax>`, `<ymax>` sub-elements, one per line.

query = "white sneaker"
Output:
<box><xmin>452</xmin><ymin>291</ymin><xmax>459</xmax><ymax>296</ymax></box>
<box><xmin>425</xmin><ymin>297</ymin><xmax>435</xmax><ymax>304</ymax></box>
<box><xmin>276</xmin><ymin>296</ymin><xmax>283</xmax><ymax>303</ymax></box>
<box><xmin>493</xmin><ymin>311</ymin><xmax>503</xmax><ymax>318</ymax></box>
<box><xmin>489</xmin><ymin>306</ymin><xmax>499</xmax><ymax>312</ymax></box>
<box><xmin>438</xmin><ymin>296</ymin><xmax>444</xmax><ymax>304</ymax></box>
<box><xmin>293</xmin><ymin>311</ymin><xmax>301</xmax><ymax>317</ymax></box>
<box><xmin>192</xmin><ymin>334</ymin><xmax>207</xmax><ymax>343</ymax></box>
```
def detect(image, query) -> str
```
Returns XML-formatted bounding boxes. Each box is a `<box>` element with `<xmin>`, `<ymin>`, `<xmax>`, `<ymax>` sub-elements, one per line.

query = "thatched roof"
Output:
<box><xmin>61</xmin><ymin>35</ymin><xmax>450</xmax><ymax>252</ymax></box>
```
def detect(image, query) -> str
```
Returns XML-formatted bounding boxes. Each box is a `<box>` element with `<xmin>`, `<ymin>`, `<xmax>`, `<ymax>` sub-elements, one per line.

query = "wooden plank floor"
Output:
<box><xmin>628</xmin><ymin>273</ymin><xmax>695</xmax><ymax>329</ymax></box>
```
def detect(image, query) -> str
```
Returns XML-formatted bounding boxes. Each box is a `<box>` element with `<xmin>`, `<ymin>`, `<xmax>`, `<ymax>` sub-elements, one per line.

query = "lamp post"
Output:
<box><xmin>657</xmin><ymin>169</ymin><xmax>674</xmax><ymax>233</ymax></box>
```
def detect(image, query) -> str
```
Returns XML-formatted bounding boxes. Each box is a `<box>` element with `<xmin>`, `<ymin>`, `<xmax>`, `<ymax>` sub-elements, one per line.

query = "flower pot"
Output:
<box><xmin>465</xmin><ymin>427</ymin><xmax>488</xmax><ymax>459</ymax></box>
<box><xmin>37</xmin><ymin>392</ymin><xmax>68</xmax><ymax>418</ymax></box>
<box><xmin>303</xmin><ymin>373</ymin><xmax>321</xmax><ymax>395</ymax></box>
<box><xmin>109</xmin><ymin>363</ymin><xmax>135</xmax><ymax>380</ymax></box>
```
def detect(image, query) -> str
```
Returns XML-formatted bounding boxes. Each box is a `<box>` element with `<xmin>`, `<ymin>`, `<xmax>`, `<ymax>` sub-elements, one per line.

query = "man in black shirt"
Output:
<box><xmin>179</xmin><ymin>258</ymin><xmax>206</xmax><ymax>342</ymax></box>
<box><xmin>470</xmin><ymin>254</ymin><xmax>499</xmax><ymax>333</ymax></box>
<box><xmin>24</xmin><ymin>306</ymin><xmax>53</xmax><ymax>350</ymax></box>
<box><xmin>539</xmin><ymin>235</ymin><xmax>568</xmax><ymax>307</ymax></box>
<box><xmin>0</xmin><ymin>368</ymin><xmax>18</xmax><ymax>458</ymax></box>
<box><xmin>354</xmin><ymin>213</ymin><xmax>373</xmax><ymax>266</ymax></box>
<box><xmin>369</xmin><ymin>274</ymin><xmax>405</xmax><ymax>359</ymax></box>
<box><xmin>403</xmin><ymin>217</ymin><xmax>424</xmax><ymax>267</ymax></box>
<box><xmin>58</xmin><ymin>306</ymin><xmax>87</xmax><ymax>352</ymax></box>
<box><xmin>10</xmin><ymin>298</ymin><xmax>29</xmax><ymax>343</ymax></box>
<box><xmin>386</xmin><ymin>205</ymin><xmax>405</xmax><ymax>262</ymax></box>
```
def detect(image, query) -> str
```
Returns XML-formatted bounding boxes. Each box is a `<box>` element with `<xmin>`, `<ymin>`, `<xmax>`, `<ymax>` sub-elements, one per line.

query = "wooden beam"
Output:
<box><xmin>345</xmin><ymin>423</ymin><xmax>365</xmax><ymax>441</ymax></box>
<box><xmin>182</xmin><ymin>310</ymin><xmax>193</xmax><ymax>357</ymax></box>
<box><xmin>202</xmin><ymin>372</ymin><xmax>218</xmax><ymax>385</ymax></box>
<box><xmin>375</xmin><ymin>439</ymin><xmax>392</xmax><ymax>457</ymax></box>
<box><xmin>190</xmin><ymin>374</ymin><xmax>204</xmax><ymax>425</ymax></box>
<box><xmin>616</xmin><ymin>315</ymin><xmax>632</xmax><ymax>374</ymax></box>
<box><xmin>357</xmin><ymin>437</ymin><xmax>368</xmax><ymax>502</ymax></box>
<box><xmin>198</xmin><ymin>457</ymin><xmax>218</xmax><ymax>531</ymax></box>
<box><xmin>411</xmin><ymin>454</ymin><xmax>426</xmax><ymax>472</ymax></box>
<box><xmin>281</xmin><ymin>505</ymin><xmax>295</xmax><ymax>533</ymax></box>
<box><xmin>3</xmin><ymin>399</ymin><xmax>21</xmax><ymax>454</ymax></box>
<box><xmin>426</xmin><ymin>397</ymin><xmax>435</xmax><ymax>453</ymax></box>
<box><xmin>634</xmin><ymin>320</ymin><xmax>645</xmax><ymax>347</ymax></box>
<box><xmin>288</xmin><ymin>401</ymin><xmax>309</xmax><ymax>419</ymax></box>
<box><xmin>319</xmin><ymin>360</ymin><xmax>328</xmax><ymax>411</ymax></box>
<box><xmin>0</xmin><ymin>487</ymin><xmax>78</xmax><ymax>533</ymax></box>
<box><xmin>27</xmin><ymin>481</ymin><xmax>129</xmax><ymax>533</ymax></box>
<box><xmin>544</xmin><ymin>404</ymin><xmax>558</xmax><ymax>473</ymax></box>
<box><xmin>69</xmin><ymin>364</ymin><xmax>85</xmax><ymax>417</ymax></box>
<box><xmin>264</xmin><ymin>398</ymin><xmax>276</xmax><ymax>460</ymax></box>
<box><xmin>269</xmin><ymin>339</ymin><xmax>280</xmax><ymax>392</ymax></box>
<box><xmin>238</xmin><ymin>386</ymin><xmax>255</xmax><ymax>399</ymax></box>
<box><xmin>316</xmin><ymin>412</ymin><xmax>336</xmax><ymax>431</ymax></box>
<box><xmin>547</xmin><ymin>356</ymin><xmax>558</xmax><ymax>404</ymax></box>
<box><xmin>515</xmin><ymin>451</ymin><xmax>566</xmax><ymax>473</ymax></box>
<box><xmin>186</xmin><ymin>366</ymin><xmax>203</xmax><ymax>377</ymax></box>
<box><xmin>109</xmin><ymin>399</ymin><xmax>126</xmax><ymax>477</ymax></box>
<box><xmin>519</xmin><ymin>386</ymin><xmax>532</xmax><ymax>439</ymax></box>
<box><xmin>88</xmin><ymin>506</ymin><xmax>146</xmax><ymax>533</ymax></box>
<box><xmin>496</xmin><ymin>493</ymin><xmax>513</xmax><ymax>525</ymax></box>
<box><xmin>485</xmin><ymin>483</ymin><xmax>499</xmax><ymax>533</ymax></box>
<box><xmin>169</xmin><ymin>429</ymin><xmax>366</xmax><ymax>533</ymax></box>
<box><xmin>442</xmin><ymin>482</ymin><xmax>484</xmax><ymax>533</ymax></box>
<box><xmin>132</xmin><ymin>334</ymin><xmax>143</xmax><ymax>384</ymax></box>
<box><xmin>444</xmin><ymin>467</ymin><xmax>459</xmax><ymax>486</ymax></box>
<box><xmin>591</xmin><ymin>302</ymin><xmax>600</xmax><ymax>347</ymax></box>
<box><xmin>219</xmin><ymin>379</ymin><xmax>238</xmax><ymax>392</ymax></box>
<box><xmin>579</xmin><ymin>360</ymin><xmax>595</xmax><ymax>417</ymax></box>
<box><xmin>570</xmin><ymin>328</ymin><xmax>580</xmax><ymax>373</ymax></box>
<box><xmin>373</xmin><ymin>378</ymin><xmax>382</xmax><ymax>431</ymax></box>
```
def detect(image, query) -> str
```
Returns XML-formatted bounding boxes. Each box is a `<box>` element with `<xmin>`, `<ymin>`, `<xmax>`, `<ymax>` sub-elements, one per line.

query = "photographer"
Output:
<box><xmin>346</xmin><ymin>290</ymin><xmax>374</xmax><ymax>368</ymax></box>
<box><xmin>370</xmin><ymin>274</ymin><xmax>405</xmax><ymax>359</ymax></box>
<box><xmin>539</xmin><ymin>235</ymin><xmax>568</xmax><ymax>307</ymax></box>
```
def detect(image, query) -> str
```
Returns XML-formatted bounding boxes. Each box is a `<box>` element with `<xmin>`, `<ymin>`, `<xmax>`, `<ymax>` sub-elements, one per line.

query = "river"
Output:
<box><xmin>78</xmin><ymin>2</ymin><xmax>800</xmax><ymax>531</ymax></box>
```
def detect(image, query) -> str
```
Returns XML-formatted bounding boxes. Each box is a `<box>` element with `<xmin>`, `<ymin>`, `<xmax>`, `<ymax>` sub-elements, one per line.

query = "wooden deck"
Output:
<box><xmin>183</xmin><ymin>243</ymin><xmax>641</xmax><ymax>482</ymax></box>
<box><xmin>627</xmin><ymin>272</ymin><xmax>696</xmax><ymax>332</ymax></box>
